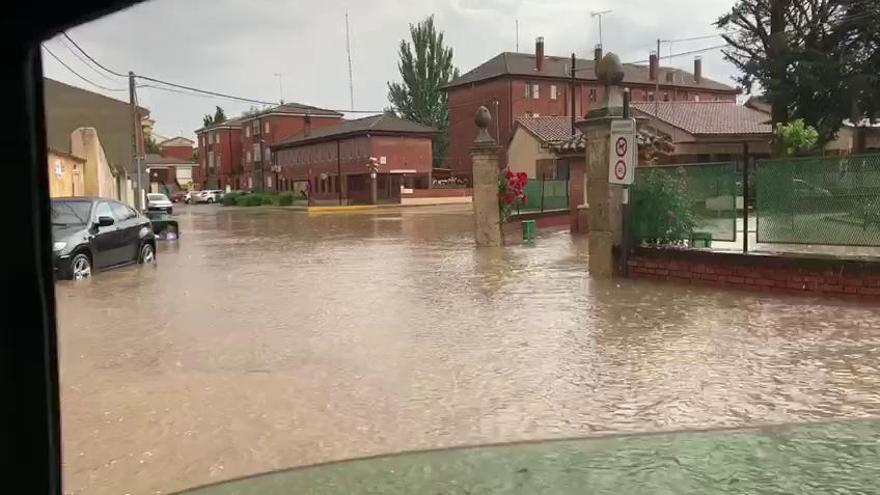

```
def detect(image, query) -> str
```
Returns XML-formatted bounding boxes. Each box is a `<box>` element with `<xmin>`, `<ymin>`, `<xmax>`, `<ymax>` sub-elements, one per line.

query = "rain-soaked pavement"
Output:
<box><xmin>55</xmin><ymin>204</ymin><xmax>880</xmax><ymax>494</ymax></box>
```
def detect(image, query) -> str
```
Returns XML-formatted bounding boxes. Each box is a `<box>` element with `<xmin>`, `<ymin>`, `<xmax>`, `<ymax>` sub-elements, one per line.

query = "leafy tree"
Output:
<box><xmin>202</xmin><ymin>106</ymin><xmax>227</xmax><ymax>127</ymax></box>
<box><xmin>776</xmin><ymin>119</ymin><xmax>819</xmax><ymax>156</ymax></box>
<box><xmin>144</xmin><ymin>136</ymin><xmax>161</xmax><ymax>154</ymax></box>
<box><xmin>387</xmin><ymin>16</ymin><xmax>460</xmax><ymax>167</ymax></box>
<box><xmin>717</xmin><ymin>0</ymin><xmax>880</xmax><ymax>146</ymax></box>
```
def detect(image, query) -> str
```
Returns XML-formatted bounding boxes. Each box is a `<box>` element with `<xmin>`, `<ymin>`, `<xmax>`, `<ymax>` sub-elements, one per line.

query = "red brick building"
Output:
<box><xmin>443</xmin><ymin>38</ymin><xmax>740</xmax><ymax>178</ymax></box>
<box><xmin>157</xmin><ymin>136</ymin><xmax>195</xmax><ymax>161</ymax></box>
<box><xmin>194</xmin><ymin>117</ymin><xmax>243</xmax><ymax>190</ymax></box>
<box><xmin>194</xmin><ymin>103</ymin><xmax>343</xmax><ymax>191</ymax></box>
<box><xmin>272</xmin><ymin>113</ymin><xmax>436</xmax><ymax>204</ymax></box>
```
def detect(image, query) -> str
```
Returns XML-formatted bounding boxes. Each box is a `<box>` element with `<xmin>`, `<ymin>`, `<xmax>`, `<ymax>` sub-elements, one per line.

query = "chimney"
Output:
<box><xmin>694</xmin><ymin>56</ymin><xmax>702</xmax><ymax>84</ymax></box>
<box><xmin>594</xmin><ymin>44</ymin><xmax>603</xmax><ymax>64</ymax></box>
<box><xmin>649</xmin><ymin>51</ymin><xmax>658</xmax><ymax>81</ymax></box>
<box><xmin>535</xmin><ymin>37</ymin><xmax>544</xmax><ymax>71</ymax></box>
<box><xmin>304</xmin><ymin>114</ymin><xmax>312</xmax><ymax>137</ymax></box>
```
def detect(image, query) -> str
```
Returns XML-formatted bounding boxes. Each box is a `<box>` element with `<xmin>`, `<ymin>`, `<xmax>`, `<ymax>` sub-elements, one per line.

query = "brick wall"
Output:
<box><xmin>407</xmin><ymin>188</ymin><xmax>472</xmax><ymax>198</ymax></box>
<box><xmin>627</xmin><ymin>247</ymin><xmax>880</xmax><ymax>301</ymax></box>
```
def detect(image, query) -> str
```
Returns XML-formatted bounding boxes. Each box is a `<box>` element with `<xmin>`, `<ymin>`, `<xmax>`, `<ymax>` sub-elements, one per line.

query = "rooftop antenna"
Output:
<box><xmin>273</xmin><ymin>73</ymin><xmax>284</xmax><ymax>104</ymax></box>
<box><xmin>345</xmin><ymin>10</ymin><xmax>354</xmax><ymax>111</ymax></box>
<box><xmin>516</xmin><ymin>19</ymin><xmax>519</xmax><ymax>52</ymax></box>
<box><xmin>590</xmin><ymin>10</ymin><xmax>613</xmax><ymax>49</ymax></box>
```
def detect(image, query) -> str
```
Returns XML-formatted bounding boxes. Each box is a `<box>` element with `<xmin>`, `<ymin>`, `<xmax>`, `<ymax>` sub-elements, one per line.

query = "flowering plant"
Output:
<box><xmin>498</xmin><ymin>169</ymin><xmax>528</xmax><ymax>222</ymax></box>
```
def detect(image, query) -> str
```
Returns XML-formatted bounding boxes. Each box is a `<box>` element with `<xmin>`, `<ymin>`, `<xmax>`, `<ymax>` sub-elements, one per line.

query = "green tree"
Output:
<box><xmin>144</xmin><ymin>136</ymin><xmax>161</xmax><ymax>154</ymax></box>
<box><xmin>202</xmin><ymin>106</ymin><xmax>227</xmax><ymax>127</ymax></box>
<box><xmin>717</xmin><ymin>0</ymin><xmax>879</xmax><ymax>146</ymax></box>
<box><xmin>776</xmin><ymin>119</ymin><xmax>819</xmax><ymax>156</ymax></box>
<box><xmin>387</xmin><ymin>16</ymin><xmax>459</xmax><ymax>167</ymax></box>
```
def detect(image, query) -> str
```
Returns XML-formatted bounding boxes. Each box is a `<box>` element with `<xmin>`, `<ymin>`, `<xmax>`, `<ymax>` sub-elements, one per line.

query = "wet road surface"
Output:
<box><xmin>55</xmin><ymin>204</ymin><xmax>880</xmax><ymax>494</ymax></box>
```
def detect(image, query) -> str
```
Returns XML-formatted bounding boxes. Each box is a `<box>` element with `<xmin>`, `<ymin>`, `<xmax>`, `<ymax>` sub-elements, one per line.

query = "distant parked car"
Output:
<box><xmin>51</xmin><ymin>197</ymin><xmax>156</xmax><ymax>280</ymax></box>
<box><xmin>146</xmin><ymin>193</ymin><xmax>173</xmax><ymax>214</ymax></box>
<box><xmin>169</xmin><ymin>190</ymin><xmax>187</xmax><ymax>203</ymax></box>
<box><xmin>196</xmin><ymin>190</ymin><xmax>224</xmax><ymax>204</ymax></box>
<box><xmin>184</xmin><ymin>190</ymin><xmax>199</xmax><ymax>204</ymax></box>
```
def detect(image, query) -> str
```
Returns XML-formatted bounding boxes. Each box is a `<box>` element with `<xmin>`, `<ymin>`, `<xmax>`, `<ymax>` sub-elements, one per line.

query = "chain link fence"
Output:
<box><xmin>631</xmin><ymin>162</ymin><xmax>738</xmax><ymax>244</ymax></box>
<box><xmin>755</xmin><ymin>154</ymin><xmax>880</xmax><ymax>247</ymax></box>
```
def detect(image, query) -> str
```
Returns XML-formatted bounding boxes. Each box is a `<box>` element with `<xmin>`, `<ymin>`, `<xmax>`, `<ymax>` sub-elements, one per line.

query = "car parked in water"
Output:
<box><xmin>198</xmin><ymin>189</ymin><xmax>224</xmax><ymax>204</ymax></box>
<box><xmin>184</xmin><ymin>190</ymin><xmax>198</xmax><ymax>204</ymax></box>
<box><xmin>51</xmin><ymin>197</ymin><xmax>157</xmax><ymax>280</ymax></box>
<box><xmin>169</xmin><ymin>190</ymin><xmax>187</xmax><ymax>203</ymax></box>
<box><xmin>146</xmin><ymin>193</ymin><xmax>173</xmax><ymax>214</ymax></box>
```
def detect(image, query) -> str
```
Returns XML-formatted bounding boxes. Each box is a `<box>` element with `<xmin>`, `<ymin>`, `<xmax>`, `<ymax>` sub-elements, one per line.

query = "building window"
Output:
<box><xmin>694</xmin><ymin>94</ymin><xmax>701</xmax><ymax>102</ymax></box>
<box><xmin>264</xmin><ymin>122</ymin><xmax>270</xmax><ymax>134</ymax></box>
<box><xmin>648</xmin><ymin>92</ymin><xmax>655</xmax><ymax>102</ymax></box>
<box><xmin>663</xmin><ymin>92</ymin><xmax>670</xmax><ymax>102</ymax></box>
<box><xmin>217</xmin><ymin>154</ymin><xmax>222</xmax><ymax>170</ymax></box>
<box><xmin>208</xmin><ymin>151</ymin><xmax>215</xmax><ymax>169</ymax></box>
<box><xmin>523</xmin><ymin>83</ymin><xmax>530</xmax><ymax>98</ymax></box>
<box><xmin>589</xmin><ymin>88</ymin><xmax>597</xmax><ymax>102</ymax></box>
<box><xmin>253</xmin><ymin>121</ymin><xmax>260</xmax><ymax>136</ymax></box>
<box><xmin>245</xmin><ymin>126</ymin><xmax>251</xmax><ymax>137</ymax></box>
<box><xmin>550</xmin><ymin>85</ymin><xmax>558</xmax><ymax>100</ymax></box>
<box><xmin>214</xmin><ymin>132</ymin><xmax>219</xmax><ymax>144</ymax></box>
<box><xmin>246</xmin><ymin>150</ymin><xmax>252</xmax><ymax>162</ymax></box>
<box><xmin>532</xmin><ymin>83</ymin><xmax>540</xmax><ymax>99</ymax></box>
<box><xmin>252</xmin><ymin>143</ymin><xmax>262</xmax><ymax>162</ymax></box>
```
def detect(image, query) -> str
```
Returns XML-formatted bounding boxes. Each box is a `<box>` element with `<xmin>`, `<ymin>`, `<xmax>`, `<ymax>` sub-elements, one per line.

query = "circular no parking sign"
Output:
<box><xmin>614</xmin><ymin>160</ymin><xmax>627</xmax><ymax>180</ymax></box>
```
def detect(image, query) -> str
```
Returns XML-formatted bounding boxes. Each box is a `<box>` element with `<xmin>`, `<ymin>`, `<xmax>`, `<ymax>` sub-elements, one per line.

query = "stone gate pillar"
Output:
<box><xmin>471</xmin><ymin>106</ymin><xmax>503</xmax><ymax>247</ymax></box>
<box><xmin>575</xmin><ymin>53</ymin><xmax>626</xmax><ymax>277</ymax></box>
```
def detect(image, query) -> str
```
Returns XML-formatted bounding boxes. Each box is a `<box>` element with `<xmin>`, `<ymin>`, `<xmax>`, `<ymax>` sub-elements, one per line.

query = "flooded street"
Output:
<box><xmin>56</xmin><ymin>204</ymin><xmax>880</xmax><ymax>495</ymax></box>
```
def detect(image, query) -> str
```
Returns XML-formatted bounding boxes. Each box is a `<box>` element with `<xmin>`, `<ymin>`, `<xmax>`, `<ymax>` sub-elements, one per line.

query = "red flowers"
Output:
<box><xmin>499</xmin><ymin>168</ymin><xmax>528</xmax><ymax>222</ymax></box>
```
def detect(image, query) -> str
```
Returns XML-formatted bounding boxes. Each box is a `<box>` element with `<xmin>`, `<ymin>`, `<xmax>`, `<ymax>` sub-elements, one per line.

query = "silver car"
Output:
<box><xmin>146</xmin><ymin>193</ymin><xmax>173</xmax><ymax>214</ymax></box>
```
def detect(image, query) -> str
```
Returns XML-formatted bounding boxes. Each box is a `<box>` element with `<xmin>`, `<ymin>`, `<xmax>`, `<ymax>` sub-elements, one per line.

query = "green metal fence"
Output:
<box><xmin>518</xmin><ymin>179</ymin><xmax>569</xmax><ymax>212</ymax></box>
<box><xmin>755</xmin><ymin>154</ymin><xmax>880</xmax><ymax>246</ymax></box>
<box><xmin>631</xmin><ymin>162</ymin><xmax>738</xmax><ymax>243</ymax></box>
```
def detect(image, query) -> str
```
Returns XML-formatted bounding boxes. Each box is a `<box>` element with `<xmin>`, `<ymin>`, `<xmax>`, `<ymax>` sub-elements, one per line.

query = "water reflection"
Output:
<box><xmin>56</xmin><ymin>204</ymin><xmax>880</xmax><ymax>495</ymax></box>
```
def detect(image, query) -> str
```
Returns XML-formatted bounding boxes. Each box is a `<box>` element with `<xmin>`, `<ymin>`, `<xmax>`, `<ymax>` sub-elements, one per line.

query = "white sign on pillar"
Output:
<box><xmin>608</xmin><ymin>118</ymin><xmax>636</xmax><ymax>185</ymax></box>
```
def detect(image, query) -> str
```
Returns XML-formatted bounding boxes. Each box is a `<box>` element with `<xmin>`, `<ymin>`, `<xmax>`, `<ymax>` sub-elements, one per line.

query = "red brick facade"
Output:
<box><xmin>160</xmin><ymin>145</ymin><xmax>193</xmax><ymax>161</ymax></box>
<box><xmin>627</xmin><ymin>247</ymin><xmax>880</xmax><ymax>301</ymax></box>
<box><xmin>274</xmin><ymin>134</ymin><xmax>433</xmax><ymax>204</ymax></box>
<box><xmin>194</xmin><ymin>125</ymin><xmax>242</xmax><ymax>190</ymax></box>
<box><xmin>446</xmin><ymin>76</ymin><xmax>736</xmax><ymax>179</ymax></box>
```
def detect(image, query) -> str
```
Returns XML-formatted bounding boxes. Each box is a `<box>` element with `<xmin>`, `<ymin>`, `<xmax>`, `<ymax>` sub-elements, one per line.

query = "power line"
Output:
<box><xmin>627</xmin><ymin>44</ymin><xmax>728</xmax><ymax>64</ymax></box>
<box><xmin>62</xmin><ymin>32</ymin><xmax>127</xmax><ymax>78</ymax></box>
<box><xmin>57</xmin><ymin>37</ymin><xmax>119</xmax><ymax>82</ymax></box>
<box><xmin>42</xmin><ymin>44</ymin><xmax>127</xmax><ymax>92</ymax></box>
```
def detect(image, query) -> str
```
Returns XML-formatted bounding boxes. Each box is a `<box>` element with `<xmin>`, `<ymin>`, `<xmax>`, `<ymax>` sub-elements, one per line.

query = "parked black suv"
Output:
<box><xmin>51</xmin><ymin>197</ymin><xmax>157</xmax><ymax>280</ymax></box>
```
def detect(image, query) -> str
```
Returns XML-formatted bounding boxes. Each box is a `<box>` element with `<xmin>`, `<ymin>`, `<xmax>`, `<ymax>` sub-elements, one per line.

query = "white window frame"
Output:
<box><xmin>523</xmin><ymin>83</ymin><xmax>530</xmax><ymax>98</ymax></box>
<box><xmin>694</xmin><ymin>94</ymin><xmax>701</xmax><ymax>102</ymax></box>
<box><xmin>246</xmin><ymin>150</ymin><xmax>252</xmax><ymax>162</ymax></box>
<box><xmin>531</xmin><ymin>83</ymin><xmax>540</xmax><ymax>99</ymax></box>
<box><xmin>245</xmin><ymin>126</ymin><xmax>251</xmax><ymax>137</ymax></box>
<box><xmin>214</xmin><ymin>132</ymin><xmax>219</xmax><ymax>144</ymax></box>
<box><xmin>550</xmin><ymin>85</ymin><xmax>557</xmax><ymax>100</ymax></box>
<box><xmin>252</xmin><ymin>142</ymin><xmax>262</xmax><ymax>162</ymax></box>
<box><xmin>264</xmin><ymin>122</ymin><xmax>270</xmax><ymax>134</ymax></box>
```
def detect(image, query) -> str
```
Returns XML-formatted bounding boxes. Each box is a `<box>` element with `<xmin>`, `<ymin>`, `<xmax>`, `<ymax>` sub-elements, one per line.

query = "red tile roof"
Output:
<box><xmin>515</xmin><ymin>116</ymin><xmax>578</xmax><ymax>143</ymax></box>
<box><xmin>632</xmin><ymin>102</ymin><xmax>772</xmax><ymax>135</ymax></box>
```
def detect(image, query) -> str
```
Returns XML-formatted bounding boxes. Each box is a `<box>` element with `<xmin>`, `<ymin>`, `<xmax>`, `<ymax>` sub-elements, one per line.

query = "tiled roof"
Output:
<box><xmin>551</xmin><ymin>126</ymin><xmax>673</xmax><ymax>154</ymax></box>
<box><xmin>159</xmin><ymin>136</ymin><xmax>195</xmax><ymax>147</ymax></box>
<box><xmin>274</xmin><ymin>113</ymin><xmax>436</xmax><ymax>147</ymax></box>
<box><xmin>144</xmin><ymin>153</ymin><xmax>196</xmax><ymax>166</ymax></box>
<box><xmin>631</xmin><ymin>102</ymin><xmax>772</xmax><ymax>135</ymax></box>
<box><xmin>515</xmin><ymin>116</ymin><xmax>579</xmax><ymax>144</ymax></box>
<box><xmin>239</xmin><ymin>102</ymin><xmax>344</xmax><ymax>121</ymax></box>
<box><xmin>445</xmin><ymin>52</ymin><xmax>737</xmax><ymax>92</ymax></box>
<box><xmin>196</xmin><ymin>116</ymin><xmax>245</xmax><ymax>133</ymax></box>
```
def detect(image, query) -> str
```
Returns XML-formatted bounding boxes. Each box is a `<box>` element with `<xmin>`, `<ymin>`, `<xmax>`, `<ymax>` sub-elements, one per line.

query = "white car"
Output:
<box><xmin>184</xmin><ymin>190</ymin><xmax>198</xmax><ymax>204</ymax></box>
<box><xmin>197</xmin><ymin>190</ymin><xmax>224</xmax><ymax>204</ymax></box>
<box><xmin>146</xmin><ymin>193</ymin><xmax>173</xmax><ymax>214</ymax></box>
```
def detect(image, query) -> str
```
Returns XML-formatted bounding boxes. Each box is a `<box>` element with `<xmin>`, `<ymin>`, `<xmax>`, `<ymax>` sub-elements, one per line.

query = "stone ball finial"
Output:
<box><xmin>474</xmin><ymin>106</ymin><xmax>494</xmax><ymax>144</ymax></box>
<box><xmin>596</xmin><ymin>52</ymin><xmax>624</xmax><ymax>86</ymax></box>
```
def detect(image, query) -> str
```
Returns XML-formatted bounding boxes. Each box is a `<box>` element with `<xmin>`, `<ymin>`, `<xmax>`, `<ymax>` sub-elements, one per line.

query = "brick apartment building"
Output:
<box><xmin>194</xmin><ymin>103</ymin><xmax>343</xmax><ymax>191</ymax></box>
<box><xmin>272</xmin><ymin>113</ymin><xmax>436</xmax><ymax>204</ymax></box>
<box><xmin>443</xmin><ymin>37</ymin><xmax>740</xmax><ymax>178</ymax></box>
<box><xmin>157</xmin><ymin>136</ymin><xmax>195</xmax><ymax>161</ymax></box>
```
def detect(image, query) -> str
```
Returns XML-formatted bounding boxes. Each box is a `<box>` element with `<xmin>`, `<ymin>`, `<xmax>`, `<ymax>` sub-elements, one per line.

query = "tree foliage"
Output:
<box><xmin>776</xmin><ymin>119</ymin><xmax>820</xmax><ymax>155</ymax></box>
<box><xmin>144</xmin><ymin>136</ymin><xmax>161</xmax><ymax>154</ymax></box>
<box><xmin>387</xmin><ymin>16</ymin><xmax>460</xmax><ymax>167</ymax></box>
<box><xmin>717</xmin><ymin>0</ymin><xmax>880</xmax><ymax>145</ymax></box>
<box><xmin>202</xmin><ymin>106</ymin><xmax>227</xmax><ymax>127</ymax></box>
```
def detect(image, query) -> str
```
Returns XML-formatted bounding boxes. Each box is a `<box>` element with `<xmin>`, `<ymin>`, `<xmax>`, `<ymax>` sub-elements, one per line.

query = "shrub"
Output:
<box><xmin>222</xmin><ymin>192</ymin><xmax>240</xmax><ymax>206</ymax></box>
<box><xmin>261</xmin><ymin>194</ymin><xmax>277</xmax><ymax>205</ymax></box>
<box><xmin>237</xmin><ymin>194</ymin><xmax>263</xmax><ymax>207</ymax></box>
<box><xmin>632</xmin><ymin>168</ymin><xmax>697</xmax><ymax>245</ymax></box>
<box><xmin>278</xmin><ymin>192</ymin><xmax>295</xmax><ymax>206</ymax></box>
<box><xmin>776</xmin><ymin>119</ymin><xmax>819</xmax><ymax>156</ymax></box>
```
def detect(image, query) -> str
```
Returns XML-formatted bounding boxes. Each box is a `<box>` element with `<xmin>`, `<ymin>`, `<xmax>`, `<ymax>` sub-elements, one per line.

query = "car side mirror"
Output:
<box><xmin>96</xmin><ymin>216</ymin><xmax>115</xmax><ymax>227</ymax></box>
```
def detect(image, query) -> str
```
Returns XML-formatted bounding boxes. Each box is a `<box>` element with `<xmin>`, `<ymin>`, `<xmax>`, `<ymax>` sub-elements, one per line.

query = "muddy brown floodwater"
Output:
<box><xmin>55</xmin><ymin>204</ymin><xmax>880</xmax><ymax>495</ymax></box>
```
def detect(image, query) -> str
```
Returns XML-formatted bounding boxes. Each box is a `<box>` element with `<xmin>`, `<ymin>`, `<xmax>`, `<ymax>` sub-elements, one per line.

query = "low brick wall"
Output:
<box><xmin>404</xmin><ymin>188</ymin><xmax>472</xmax><ymax>198</ymax></box>
<box><xmin>627</xmin><ymin>247</ymin><xmax>880</xmax><ymax>301</ymax></box>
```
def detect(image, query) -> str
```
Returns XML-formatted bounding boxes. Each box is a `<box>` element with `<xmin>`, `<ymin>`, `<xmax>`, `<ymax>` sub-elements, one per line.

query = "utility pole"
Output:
<box><xmin>274</xmin><ymin>73</ymin><xmax>284</xmax><ymax>104</ymax></box>
<box><xmin>570</xmin><ymin>53</ymin><xmax>576</xmax><ymax>135</ymax></box>
<box><xmin>590</xmin><ymin>10</ymin><xmax>612</xmax><ymax>49</ymax></box>
<box><xmin>129</xmin><ymin>71</ymin><xmax>144</xmax><ymax>210</ymax></box>
<box><xmin>655</xmin><ymin>38</ymin><xmax>660</xmax><ymax>119</ymax></box>
<box><xmin>345</xmin><ymin>10</ymin><xmax>355</xmax><ymax>110</ymax></box>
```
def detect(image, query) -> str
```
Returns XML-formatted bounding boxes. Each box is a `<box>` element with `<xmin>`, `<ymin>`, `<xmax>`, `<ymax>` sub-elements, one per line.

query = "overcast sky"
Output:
<box><xmin>42</xmin><ymin>0</ymin><xmax>741</xmax><ymax>140</ymax></box>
